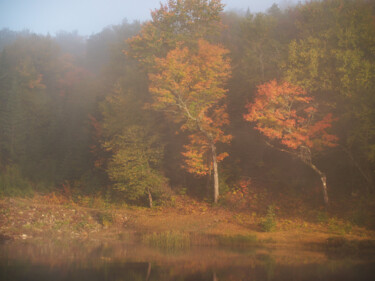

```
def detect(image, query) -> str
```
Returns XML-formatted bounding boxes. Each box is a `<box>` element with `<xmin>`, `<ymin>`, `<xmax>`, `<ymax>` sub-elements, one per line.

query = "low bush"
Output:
<box><xmin>260</xmin><ymin>205</ymin><xmax>277</xmax><ymax>232</ymax></box>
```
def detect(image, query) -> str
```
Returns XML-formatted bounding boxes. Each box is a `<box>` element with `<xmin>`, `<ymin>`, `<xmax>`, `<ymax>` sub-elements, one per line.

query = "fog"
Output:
<box><xmin>0</xmin><ymin>0</ymin><xmax>297</xmax><ymax>35</ymax></box>
<box><xmin>0</xmin><ymin>2</ymin><xmax>374</xmax><ymax>281</ymax></box>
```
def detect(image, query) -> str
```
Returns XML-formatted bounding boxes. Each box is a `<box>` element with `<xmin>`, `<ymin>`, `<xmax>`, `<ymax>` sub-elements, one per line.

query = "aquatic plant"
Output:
<box><xmin>142</xmin><ymin>231</ymin><xmax>191</xmax><ymax>251</ymax></box>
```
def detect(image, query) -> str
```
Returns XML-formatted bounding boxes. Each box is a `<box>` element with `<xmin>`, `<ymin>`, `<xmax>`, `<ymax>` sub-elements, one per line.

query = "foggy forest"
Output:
<box><xmin>0</xmin><ymin>1</ymin><xmax>375</xmax><ymax>280</ymax></box>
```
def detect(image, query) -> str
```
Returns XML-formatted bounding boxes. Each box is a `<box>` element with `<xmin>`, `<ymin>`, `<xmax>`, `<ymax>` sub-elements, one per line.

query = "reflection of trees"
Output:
<box><xmin>262</xmin><ymin>255</ymin><xmax>276</xmax><ymax>281</ymax></box>
<box><xmin>146</xmin><ymin>262</ymin><xmax>151</xmax><ymax>281</ymax></box>
<box><xmin>2</xmin><ymin>241</ymin><xmax>372</xmax><ymax>281</ymax></box>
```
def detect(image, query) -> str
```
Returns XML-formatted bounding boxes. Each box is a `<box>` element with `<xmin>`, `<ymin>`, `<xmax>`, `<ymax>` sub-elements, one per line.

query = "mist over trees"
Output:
<box><xmin>0</xmin><ymin>0</ymin><xmax>374</xmax><ymax>209</ymax></box>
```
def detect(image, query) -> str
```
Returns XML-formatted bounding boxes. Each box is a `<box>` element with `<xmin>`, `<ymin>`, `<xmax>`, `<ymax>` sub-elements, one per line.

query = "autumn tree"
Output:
<box><xmin>244</xmin><ymin>80</ymin><xmax>338</xmax><ymax>206</ymax></box>
<box><xmin>126</xmin><ymin>0</ymin><xmax>231</xmax><ymax>202</ymax></box>
<box><xmin>284</xmin><ymin>0</ymin><xmax>375</xmax><ymax>190</ymax></box>
<box><xmin>149</xmin><ymin>39</ymin><xmax>231</xmax><ymax>203</ymax></box>
<box><xmin>127</xmin><ymin>0</ymin><xmax>224</xmax><ymax>68</ymax></box>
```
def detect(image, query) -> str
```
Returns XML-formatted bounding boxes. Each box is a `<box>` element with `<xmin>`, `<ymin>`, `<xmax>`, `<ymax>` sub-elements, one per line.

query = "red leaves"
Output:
<box><xmin>245</xmin><ymin>80</ymin><xmax>338</xmax><ymax>151</ymax></box>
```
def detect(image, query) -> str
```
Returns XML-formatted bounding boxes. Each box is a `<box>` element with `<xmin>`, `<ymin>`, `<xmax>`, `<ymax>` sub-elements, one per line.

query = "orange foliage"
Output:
<box><xmin>149</xmin><ymin>40</ymin><xmax>232</xmax><ymax>176</ymax></box>
<box><xmin>224</xmin><ymin>178</ymin><xmax>256</xmax><ymax>210</ymax></box>
<box><xmin>244</xmin><ymin>80</ymin><xmax>338</xmax><ymax>152</ymax></box>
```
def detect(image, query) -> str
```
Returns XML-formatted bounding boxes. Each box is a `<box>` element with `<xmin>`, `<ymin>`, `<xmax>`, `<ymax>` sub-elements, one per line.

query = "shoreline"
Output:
<box><xmin>1</xmin><ymin>196</ymin><xmax>375</xmax><ymax>256</ymax></box>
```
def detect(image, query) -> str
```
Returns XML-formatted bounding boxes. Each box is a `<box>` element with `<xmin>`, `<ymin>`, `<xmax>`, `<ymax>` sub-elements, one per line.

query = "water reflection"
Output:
<box><xmin>0</xmin><ymin>239</ymin><xmax>374</xmax><ymax>281</ymax></box>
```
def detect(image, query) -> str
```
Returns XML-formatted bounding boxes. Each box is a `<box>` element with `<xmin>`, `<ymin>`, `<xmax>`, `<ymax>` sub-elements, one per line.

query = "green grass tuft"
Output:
<box><xmin>142</xmin><ymin>231</ymin><xmax>191</xmax><ymax>251</ymax></box>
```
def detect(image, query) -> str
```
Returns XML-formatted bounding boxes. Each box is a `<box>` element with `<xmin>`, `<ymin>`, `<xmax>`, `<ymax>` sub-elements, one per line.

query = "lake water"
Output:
<box><xmin>1</xmin><ymin>239</ymin><xmax>374</xmax><ymax>281</ymax></box>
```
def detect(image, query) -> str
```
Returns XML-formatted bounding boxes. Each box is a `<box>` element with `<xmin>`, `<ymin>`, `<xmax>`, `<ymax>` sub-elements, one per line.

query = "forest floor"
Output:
<box><xmin>1</xmin><ymin>193</ymin><xmax>375</xmax><ymax>255</ymax></box>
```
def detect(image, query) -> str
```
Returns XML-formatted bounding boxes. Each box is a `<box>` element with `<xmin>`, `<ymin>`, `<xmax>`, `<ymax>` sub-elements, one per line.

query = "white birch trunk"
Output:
<box><xmin>211</xmin><ymin>143</ymin><xmax>219</xmax><ymax>204</ymax></box>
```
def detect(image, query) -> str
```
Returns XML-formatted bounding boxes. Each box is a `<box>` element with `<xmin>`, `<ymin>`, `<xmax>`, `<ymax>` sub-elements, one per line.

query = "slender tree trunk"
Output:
<box><xmin>306</xmin><ymin>161</ymin><xmax>329</xmax><ymax>207</ymax></box>
<box><xmin>320</xmin><ymin>174</ymin><xmax>329</xmax><ymax>207</ymax></box>
<box><xmin>211</xmin><ymin>143</ymin><xmax>219</xmax><ymax>204</ymax></box>
<box><xmin>147</xmin><ymin>188</ymin><xmax>153</xmax><ymax>208</ymax></box>
<box><xmin>265</xmin><ymin>141</ymin><xmax>330</xmax><ymax>206</ymax></box>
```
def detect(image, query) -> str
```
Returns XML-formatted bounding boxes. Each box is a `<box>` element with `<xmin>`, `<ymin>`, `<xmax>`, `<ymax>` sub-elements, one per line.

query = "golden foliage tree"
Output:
<box><xmin>149</xmin><ymin>39</ymin><xmax>231</xmax><ymax>203</ymax></box>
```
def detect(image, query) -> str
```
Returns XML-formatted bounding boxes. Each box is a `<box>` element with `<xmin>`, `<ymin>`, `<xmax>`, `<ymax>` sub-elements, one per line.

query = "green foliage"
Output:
<box><xmin>317</xmin><ymin>212</ymin><xmax>354</xmax><ymax>235</ymax></box>
<box><xmin>0</xmin><ymin>165</ymin><xmax>33</xmax><ymax>197</ymax></box>
<box><xmin>284</xmin><ymin>0</ymin><xmax>375</xmax><ymax>167</ymax></box>
<box><xmin>327</xmin><ymin>217</ymin><xmax>353</xmax><ymax>235</ymax></box>
<box><xmin>127</xmin><ymin>0</ymin><xmax>224</xmax><ymax>68</ymax></box>
<box><xmin>239</xmin><ymin>12</ymin><xmax>284</xmax><ymax>85</ymax></box>
<box><xmin>104</xmin><ymin>125</ymin><xmax>167</xmax><ymax>204</ymax></box>
<box><xmin>97</xmin><ymin>23</ymin><xmax>168</xmax><ymax>205</ymax></box>
<box><xmin>260</xmin><ymin>205</ymin><xmax>277</xmax><ymax>232</ymax></box>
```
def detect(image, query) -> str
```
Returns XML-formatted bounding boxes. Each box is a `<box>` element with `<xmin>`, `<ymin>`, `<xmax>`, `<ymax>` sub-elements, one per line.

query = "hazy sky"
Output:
<box><xmin>0</xmin><ymin>0</ymin><xmax>294</xmax><ymax>36</ymax></box>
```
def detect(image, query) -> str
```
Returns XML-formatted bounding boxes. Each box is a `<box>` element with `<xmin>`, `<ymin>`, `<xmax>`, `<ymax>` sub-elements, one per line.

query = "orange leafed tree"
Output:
<box><xmin>244</xmin><ymin>80</ymin><xmax>338</xmax><ymax>206</ymax></box>
<box><xmin>149</xmin><ymin>39</ymin><xmax>232</xmax><ymax>203</ymax></box>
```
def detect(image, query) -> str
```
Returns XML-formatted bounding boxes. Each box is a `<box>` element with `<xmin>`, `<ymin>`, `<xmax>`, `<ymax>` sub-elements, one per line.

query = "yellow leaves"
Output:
<box><xmin>149</xmin><ymin>39</ymin><xmax>231</xmax><ymax>117</ymax></box>
<box><xmin>127</xmin><ymin>0</ymin><xmax>225</xmax><ymax>69</ymax></box>
<box><xmin>128</xmin><ymin>1</ymin><xmax>231</xmax><ymax>179</ymax></box>
<box><xmin>149</xmin><ymin>40</ymin><xmax>232</xmax><ymax>175</ymax></box>
<box><xmin>150</xmin><ymin>40</ymin><xmax>230</xmax><ymax>105</ymax></box>
<box><xmin>16</xmin><ymin>60</ymin><xmax>46</xmax><ymax>90</ymax></box>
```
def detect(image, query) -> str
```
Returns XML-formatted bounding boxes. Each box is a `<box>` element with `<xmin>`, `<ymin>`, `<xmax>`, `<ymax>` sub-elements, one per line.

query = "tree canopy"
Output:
<box><xmin>1</xmin><ymin>0</ymin><xmax>374</xmax><ymax>207</ymax></box>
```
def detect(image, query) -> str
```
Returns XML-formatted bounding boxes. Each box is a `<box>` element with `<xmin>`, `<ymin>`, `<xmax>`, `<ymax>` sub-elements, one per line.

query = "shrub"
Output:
<box><xmin>260</xmin><ymin>205</ymin><xmax>277</xmax><ymax>232</ymax></box>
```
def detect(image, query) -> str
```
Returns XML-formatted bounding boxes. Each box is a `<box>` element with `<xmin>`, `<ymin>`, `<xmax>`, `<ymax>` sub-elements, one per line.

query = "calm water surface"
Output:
<box><xmin>1</xmin><ymin>239</ymin><xmax>374</xmax><ymax>281</ymax></box>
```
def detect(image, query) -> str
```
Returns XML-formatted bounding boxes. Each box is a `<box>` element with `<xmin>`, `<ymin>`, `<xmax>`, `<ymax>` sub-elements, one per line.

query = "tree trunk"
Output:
<box><xmin>306</xmin><ymin>161</ymin><xmax>329</xmax><ymax>207</ymax></box>
<box><xmin>147</xmin><ymin>188</ymin><xmax>153</xmax><ymax>208</ymax></box>
<box><xmin>320</xmin><ymin>174</ymin><xmax>329</xmax><ymax>207</ymax></box>
<box><xmin>211</xmin><ymin>143</ymin><xmax>219</xmax><ymax>204</ymax></box>
<box><xmin>265</xmin><ymin>141</ymin><xmax>330</xmax><ymax>207</ymax></box>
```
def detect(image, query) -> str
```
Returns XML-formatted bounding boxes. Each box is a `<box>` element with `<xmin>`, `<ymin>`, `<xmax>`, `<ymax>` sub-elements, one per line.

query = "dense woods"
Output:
<box><xmin>0</xmin><ymin>0</ymin><xmax>374</xmax><ymax>214</ymax></box>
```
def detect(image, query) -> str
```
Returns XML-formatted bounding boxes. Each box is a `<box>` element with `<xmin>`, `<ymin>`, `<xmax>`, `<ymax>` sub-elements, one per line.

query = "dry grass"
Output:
<box><xmin>0</xmin><ymin>194</ymin><xmax>374</xmax><ymax>251</ymax></box>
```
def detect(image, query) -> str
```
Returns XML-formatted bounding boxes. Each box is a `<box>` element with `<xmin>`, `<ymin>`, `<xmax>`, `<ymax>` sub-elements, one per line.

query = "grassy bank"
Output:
<box><xmin>0</xmin><ymin>194</ymin><xmax>374</xmax><ymax>255</ymax></box>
